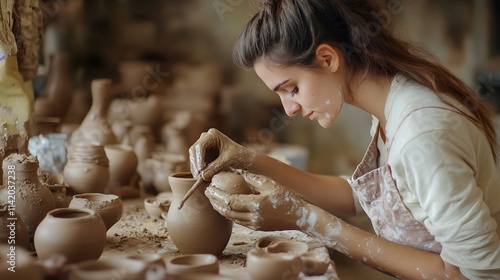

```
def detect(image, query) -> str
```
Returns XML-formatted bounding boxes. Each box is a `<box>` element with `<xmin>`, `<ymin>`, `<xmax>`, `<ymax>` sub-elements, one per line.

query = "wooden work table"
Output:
<box><xmin>102</xmin><ymin>195</ymin><xmax>341</xmax><ymax>279</ymax></box>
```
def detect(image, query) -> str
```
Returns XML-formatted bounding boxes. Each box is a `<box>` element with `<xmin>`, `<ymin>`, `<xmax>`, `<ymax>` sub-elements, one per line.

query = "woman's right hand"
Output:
<box><xmin>189</xmin><ymin>128</ymin><xmax>256</xmax><ymax>180</ymax></box>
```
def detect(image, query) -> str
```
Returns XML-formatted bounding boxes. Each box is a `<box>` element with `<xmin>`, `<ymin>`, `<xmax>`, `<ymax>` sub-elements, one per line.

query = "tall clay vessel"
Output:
<box><xmin>70</xmin><ymin>79</ymin><xmax>118</xmax><ymax>146</ymax></box>
<box><xmin>166</xmin><ymin>172</ymin><xmax>233</xmax><ymax>256</ymax></box>
<box><xmin>0</xmin><ymin>154</ymin><xmax>55</xmax><ymax>248</ymax></box>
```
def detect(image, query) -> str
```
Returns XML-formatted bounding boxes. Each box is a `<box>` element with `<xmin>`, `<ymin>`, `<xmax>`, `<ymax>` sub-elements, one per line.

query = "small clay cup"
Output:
<box><xmin>165</xmin><ymin>254</ymin><xmax>219</xmax><ymax>276</ymax></box>
<box><xmin>300</xmin><ymin>250</ymin><xmax>331</xmax><ymax>276</ymax></box>
<box><xmin>69</xmin><ymin>193</ymin><xmax>123</xmax><ymax>231</ymax></box>
<box><xmin>144</xmin><ymin>197</ymin><xmax>171</xmax><ymax>219</ymax></box>
<box><xmin>34</xmin><ymin>208</ymin><xmax>106</xmax><ymax>264</ymax></box>
<box><xmin>156</xmin><ymin>191</ymin><xmax>172</xmax><ymax>203</ymax></box>
<box><xmin>65</xmin><ymin>257</ymin><xmax>147</xmax><ymax>280</ymax></box>
<box><xmin>245</xmin><ymin>248</ymin><xmax>302</xmax><ymax>280</ymax></box>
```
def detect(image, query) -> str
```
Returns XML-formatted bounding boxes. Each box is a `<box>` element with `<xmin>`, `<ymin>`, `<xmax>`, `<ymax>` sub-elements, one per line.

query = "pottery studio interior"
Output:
<box><xmin>1</xmin><ymin>0</ymin><xmax>500</xmax><ymax>279</ymax></box>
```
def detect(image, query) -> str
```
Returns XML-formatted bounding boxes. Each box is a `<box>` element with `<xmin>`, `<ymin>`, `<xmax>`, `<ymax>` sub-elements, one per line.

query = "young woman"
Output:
<box><xmin>189</xmin><ymin>0</ymin><xmax>500</xmax><ymax>278</ymax></box>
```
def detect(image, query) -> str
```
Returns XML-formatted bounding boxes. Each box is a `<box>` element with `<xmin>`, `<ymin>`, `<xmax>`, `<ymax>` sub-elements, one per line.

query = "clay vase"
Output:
<box><xmin>70</xmin><ymin>79</ymin><xmax>118</xmax><ymax>146</ymax></box>
<box><xmin>34</xmin><ymin>52</ymin><xmax>73</xmax><ymax>119</ymax></box>
<box><xmin>34</xmin><ymin>208</ymin><xmax>106</xmax><ymax>264</ymax></box>
<box><xmin>104</xmin><ymin>144</ymin><xmax>138</xmax><ymax>195</ymax></box>
<box><xmin>0</xmin><ymin>244</ymin><xmax>44</xmax><ymax>280</ymax></box>
<box><xmin>48</xmin><ymin>184</ymin><xmax>72</xmax><ymax>208</ymax></box>
<box><xmin>245</xmin><ymin>248</ymin><xmax>302</xmax><ymax>280</ymax></box>
<box><xmin>165</xmin><ymin>254</ymin><xmax>219</xmax><ymax>277</ymax></box>
<box><xmin>166</xmin><ymin>172</ymin><xmax>233</xmax><ymax>256</ymax></box>
<box><xmin>63</xmin><ymin>143</ymin><xmax>109</xmax><ymax>194</ymax></box>
<box><xmin>69</xmin><ymin>193</ymin><xmax>123</xmax><ymax>231</ymax></box>
<box><xmin>211</xmin><ymin>171</ymin><xmax>254</xmax><ymax>194</ymax></box>
<box><xmin>0</xmin><ymin>203</ymin><xmax>30</xmax><ymax>250</ymax></box>
<box><xmin>0</xmin><ymin>154</ymin><xmax>55</xmax><ymax>247</ymax></box>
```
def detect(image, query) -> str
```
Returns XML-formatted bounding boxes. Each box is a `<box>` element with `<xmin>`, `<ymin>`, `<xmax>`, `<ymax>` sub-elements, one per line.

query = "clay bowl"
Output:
<box><xmin>69</xmin><ymin>193</ymin><xmax>123</xmax><ymax>231</ymax></box>
<box><xmin>245</xmin><ymin>248</ymin><xmax>302</xmax><ymax>280</ymax></box>
<box><xmin>300</xmin><ymin>250</ymin><xmax>331</xmax><ymax>276</ymax></box>
<box><xmin>144</xmin><ymin>197</ymin><xmax>171</xmax><ymax>219</ymax></box>
<box><xmin>165</xmin><ymin>254</ymin><xmax>219</xmax><ymax>276</ymax></box>
<box><xmin>265</xmin><ymin>240</ymin><xmax>309</xmax><ymax>255</ymax></box>
<box><xmin>65</xmin><ymin>257</ymin><xmax>147</xmax><ymax>280</ymax></box>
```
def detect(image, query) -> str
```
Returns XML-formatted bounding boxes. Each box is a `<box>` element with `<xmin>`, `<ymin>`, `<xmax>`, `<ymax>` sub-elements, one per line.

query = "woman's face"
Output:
<box><xmin>254</xmin><ymin>60</ymin><xmax>344</xmax><ymax>128</ymax></box>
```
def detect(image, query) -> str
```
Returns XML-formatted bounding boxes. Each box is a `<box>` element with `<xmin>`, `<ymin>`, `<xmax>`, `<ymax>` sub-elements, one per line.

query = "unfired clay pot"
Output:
<box><xmin>211</xmin><ymin>171</ymin><xmax>254</xmax><ymax>194</ymax></box>
<box><xmin>0</xmin><ymin>244</ymin><xmax>43</xmax><ymax>280</ymax></box>
<box><xmin>104</xmin><ymin>144</ymin><xmax>138</xmax><ymax>195</ymax></box>
<box><xmin>245</xmin><ymin>248</ymin><xmax>302</xmax><ymax>280</ymax></box>
<box><xmin>34</xmin><ymin>208</ymin><xmax>106</xmax><ymax>264</ymax></box>
<box><xmin>69</xmin><ymin>193</ymin><xmax>123</xmax><ymax>231</ymax></box>
<box><xmin>165</xmin><ymin>254</ymin><xmax>219</xmax><ymax>277</ymax></box>
<box><xmin>166</xmin><ymin>172</ymin><xmax>233</xmax><ymax>255</ymax></box>
<box><xmin>65</xmin><ymin>257</ymin><xmax>147</xmax><ymax>280</ymax></box>
<box><xmin>70</xmin><ymin>79</ymin><xmax>118</xmax><ymax>146</ymax></box>
<box><xmin>0</xmin><ymin>203</ymin><xmax>30</xmax><ymax>250</ymax></box>
<box><xmin>144</xmin><ymin>197</ymin><xmax>171</xmax><ymax>219</ymax></box>
<box><xmin>0</xmin><ymin>154</ymin><xmax>55</xmax><ymax>247</ymax></box>
<box><xmin>63</xmin><ymin>144</ymin><xmax>109</xmax><ymax>194</ymax></box>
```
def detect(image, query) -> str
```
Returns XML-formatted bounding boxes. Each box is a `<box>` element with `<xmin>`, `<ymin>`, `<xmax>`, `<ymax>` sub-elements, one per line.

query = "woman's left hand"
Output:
<box><xmin>205</xmin><ymin>171</ymin><xmax>306</xmax><ymax>231</ymax></box>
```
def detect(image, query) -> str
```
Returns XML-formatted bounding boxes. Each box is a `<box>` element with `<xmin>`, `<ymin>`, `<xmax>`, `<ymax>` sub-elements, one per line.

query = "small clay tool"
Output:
<box><xmin>177</xmin><ymin>177</ymin><xmax>206</xmax><ymax>210</ymax></box>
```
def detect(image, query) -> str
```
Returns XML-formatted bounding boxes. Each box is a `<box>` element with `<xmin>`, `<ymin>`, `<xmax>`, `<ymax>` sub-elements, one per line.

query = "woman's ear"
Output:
<box><xmin>315</xmin><ymin>44</ymin><xmax>340</xmax><ymax>73</ymax></box>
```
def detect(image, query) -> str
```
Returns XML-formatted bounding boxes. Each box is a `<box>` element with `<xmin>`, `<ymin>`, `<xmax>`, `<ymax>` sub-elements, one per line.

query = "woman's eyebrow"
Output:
<box><xmin>273</xmin><ymin>79</ymin><xmax>290</xmax><ymax>91</ymax></box>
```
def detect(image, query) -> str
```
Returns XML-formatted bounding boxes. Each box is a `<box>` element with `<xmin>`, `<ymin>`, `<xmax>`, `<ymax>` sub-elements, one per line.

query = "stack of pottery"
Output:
<box><xmin>34</xmin><ymin>208</ymin><xmax>106</xmax><ymax>264</ymax></box>
<box><xmin>70</xmin><ymin>78</ymin><xmax>119</xmax><ymax>146</ymax></box>
<box><xmin>0</xmin><ymin>154</ymin><xmax>55</xmax><ymax>249</ymax></box>
<box><xmin>69</xmin><ymin>193</ymin><xmax>123</xmax><ymax>231</ymax></box>
<box><xmin>63</xmin><ymin>143</ymin><xmax>109</xmax><ymax>194</ymax></box>
<box><xmin>166</xmin><ymin>172</ymin><xmax>233</xmax><ymax>256</ymax></box>
<box><xmin>104</xmin><ymin>144</ymin><xmax>138</xmax><ymax>196</ymax></box>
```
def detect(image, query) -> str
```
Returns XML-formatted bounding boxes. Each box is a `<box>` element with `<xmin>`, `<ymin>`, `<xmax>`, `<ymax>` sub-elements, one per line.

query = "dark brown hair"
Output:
<box><xmin>233</xmin><ymin>0</ymin><xmax>498</xmax><ymax>162</ymax></box>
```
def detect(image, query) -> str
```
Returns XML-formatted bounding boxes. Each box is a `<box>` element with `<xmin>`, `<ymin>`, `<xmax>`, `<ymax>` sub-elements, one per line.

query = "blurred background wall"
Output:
<box><xmin>38</xmin><ymin>0</ymin><xmax>500</xmax><ymax>176</ymax></box>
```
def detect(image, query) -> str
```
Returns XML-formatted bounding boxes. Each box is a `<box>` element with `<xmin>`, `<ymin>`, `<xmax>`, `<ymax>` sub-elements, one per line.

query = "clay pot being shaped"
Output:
<box><xmin>0</xmin><ymin>154</ymin><xmax>55</xmax><ymax>247</ymax></box>
<box><xmin>0</xmin><ymin>203</ymin><xmax>30</xmax><ymax>250</ymax></box>
<box><xmin>166</xmin><ymin>172</ymin><xmax>232</xmax><ymax>255</ymax></box>
<box><xmin>211</xmin><ymin>171</ymin><xmax>254</xmax><ymax>194</ymax></box>
<box><xmin>301</xmin><ymin>250</ymin><xmax>331</xmax><ymax>276</ymax></box>
<box><xmin>70</xmin><ymin>79</ymin><xmax>119</xmax><ymax>146</ymax></box>
<box><xmin>65</xmin><ymin>257</ymin><xmax>147</xmax><ymax>280</ymax></box>
<box><xmin>0</xmin><ymin>244</ymin><xmax>43</xmax><ymax>280</ymax></box>
<box><xmin>69</xmin><ymin>193</ymin><xmax>123</xmax><ymax>231</ymax></box>
<box><xmin>104</xmin><ymin>144</ymin><xmax>138</xmax><ymax>195</ymax></box>
<box><xmin>245</xmin><ymin>248</ymin><xmax>302</xmax><ymax>280</ymax></box>
<box><xmin>165</xmin><ymin>254</ymin><xmax>219</xmax><ymax>277</ymax></box>
<box><xmin>34</xmin><ymin>208</ymin><xmax>106</xmax><ymax>264</ymax></box>
<box><xmin>63</xmin><ymin>144</ymin><xmax>109</xmax><ymax>194</ymax></box>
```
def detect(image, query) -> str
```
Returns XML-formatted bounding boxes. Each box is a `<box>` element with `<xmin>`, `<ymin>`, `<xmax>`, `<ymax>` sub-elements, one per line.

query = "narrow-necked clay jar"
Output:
<box><xmin>0</xmin><ymin>244</ymin><xmax>43</xmax><ymax>280</ymax></box>
<box><xmin>166</xmin><ymin>172</ymin><xmax>232</xmax><ymax>255</ymax></box>
<box><xmin>165</xmin><ymin>254</ymin><xmax>219</xmax><ymax>276</ymax></box>
<box><xmin>69</xmin><ymin>193</ymin><xmax>123</xmax><ymax>231</ymax></box>
<box><xmin>65</xmin><ymin>257</ymin><xmax>147</xmax><ymax>280</ymax></box>
<box><xmin>70</xmin><ymin>79</ymin><xmax>119</xmax><ymax>146</ymax></box>
<box><xmin>34</xmin><ymin>208</ymin><xmax>106</xmax><ymax>264</ymax></box>
<box><xmin>104</xmin><ymin>144</ymin><xmax>138</xmax><ymax>195</ymax></box>
<box><xmin>63</xmin><ymin>143</ymin><xmax>109</xmax><ymax>194</ymax></box>
<box><xmin>245</xmin><ymin>248</ymin><xmax>302</xmax><ymax>280</ymax></box>
<box><xmin>0</xmin><ymin>154</ymin><xmax>55</xmax><ymax>248</ymax></box>
<box><xmin>211</xmin><ymin>171</ymin><xmax>254</xmax><ymax>194</ymax></box>
<box><xmin>0</xmin><ymin>203</ymin><xmax>30</xmax><ymax>250</ymax></box>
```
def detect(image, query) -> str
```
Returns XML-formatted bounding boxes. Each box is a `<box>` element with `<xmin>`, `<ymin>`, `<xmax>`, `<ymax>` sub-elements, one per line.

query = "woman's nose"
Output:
<box><xmin>282</xmin><ymin>98</ymin><xmax>300</xmax><ymax>117</ymax></box>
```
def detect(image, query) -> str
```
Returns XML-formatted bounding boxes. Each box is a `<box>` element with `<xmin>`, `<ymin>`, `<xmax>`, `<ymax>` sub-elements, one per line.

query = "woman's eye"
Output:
<box><xmin>290</xmin><ymin>87</ymin><xmax>298</xmax><ymax>97</ymax></box>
